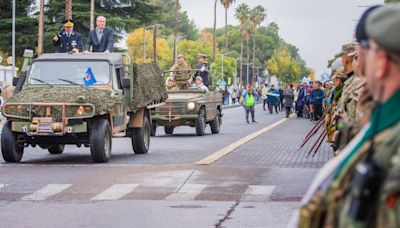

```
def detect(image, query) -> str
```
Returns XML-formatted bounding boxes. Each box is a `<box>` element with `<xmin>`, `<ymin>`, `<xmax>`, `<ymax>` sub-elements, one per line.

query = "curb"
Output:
<box><xmin>222</xmin><ymin>104</ymin><xmax>241</xmax><ymax>110</ymax></box>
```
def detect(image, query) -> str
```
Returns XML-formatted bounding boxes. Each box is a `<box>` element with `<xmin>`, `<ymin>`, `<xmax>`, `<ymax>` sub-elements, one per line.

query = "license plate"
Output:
<box><xmin>38</xmin><ymin>123</ymin><xmax>53</xmax><ymax>133</ymax></box>
<box><xmin>38</xmin><ymin>117</ymin><xmax>53</xmax><ymax>123</ymax></box>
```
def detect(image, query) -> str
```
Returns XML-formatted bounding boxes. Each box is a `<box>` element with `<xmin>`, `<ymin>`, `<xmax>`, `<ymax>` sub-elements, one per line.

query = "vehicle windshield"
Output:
<box><xmin>27</xmin><ymin>61</ymin><xmax>110</xmax><ymax>85</ymax></box>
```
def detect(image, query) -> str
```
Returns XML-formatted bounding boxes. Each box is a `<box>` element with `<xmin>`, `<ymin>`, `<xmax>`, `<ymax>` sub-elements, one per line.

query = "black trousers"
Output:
<box><xmin>268</xmin><ymin>102</ymin><xmax>279</xmax><ymax>114</ymax></box>
<box><xmin>245</xmin><ymin>106</ymin><xmax>255</xmax><ymax>121</ymax></box>
<box><xmin>313</xmin><ymin>103</ymin><xmax>323</xmax><ymax>121</ymax></box>
<box><xmin>285</xmin><ymin>107</ymin><xmax>291</xmax><ymax>118</ymax></box>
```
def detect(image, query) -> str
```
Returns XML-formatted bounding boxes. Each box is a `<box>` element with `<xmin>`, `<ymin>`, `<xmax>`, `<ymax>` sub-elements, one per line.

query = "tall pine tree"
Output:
<box><xmin>0</xmin><ymin>0</ymin><xmax>37</xmax><ymax>58</ymax></box>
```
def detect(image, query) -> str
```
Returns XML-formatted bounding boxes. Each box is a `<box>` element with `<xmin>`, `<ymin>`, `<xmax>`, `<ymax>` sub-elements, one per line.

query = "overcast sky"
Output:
<box><xmin>180</xmin><ymin>0</ymin><xmax>383</xmax><ymax>76</ymax></box>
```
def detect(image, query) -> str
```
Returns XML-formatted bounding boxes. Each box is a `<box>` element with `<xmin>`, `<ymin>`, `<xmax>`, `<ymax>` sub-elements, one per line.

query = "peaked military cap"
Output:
<box><xmin>63</xmin><ymin>19</ymin><xmax>74</xmax><ymax>27</ymax></box>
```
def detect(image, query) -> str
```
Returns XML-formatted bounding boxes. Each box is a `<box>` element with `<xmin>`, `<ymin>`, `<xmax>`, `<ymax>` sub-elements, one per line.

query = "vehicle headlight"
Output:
<box><xmin>187</xmin><ymin>102</ymin><xmax>196</xmax><ymax>110</ymax></box>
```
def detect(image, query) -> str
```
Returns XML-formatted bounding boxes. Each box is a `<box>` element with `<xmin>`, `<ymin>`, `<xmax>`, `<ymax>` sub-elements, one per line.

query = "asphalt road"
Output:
<box><xmin>0</xmin><ymin>104</ymin><xmax>332</xmax><ymax>228</ymax></box>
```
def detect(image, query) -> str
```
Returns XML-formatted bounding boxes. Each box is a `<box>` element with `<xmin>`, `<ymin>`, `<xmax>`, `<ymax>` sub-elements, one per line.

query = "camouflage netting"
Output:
<box><xmin>131</xmin><ymin>63</ymin><xmax>168</xmax><ymax>110</ymax></box>
<box><xmin>6</xmin><ymin>87</ymin><xmax>115</xmax><ymax>116</ymax></box>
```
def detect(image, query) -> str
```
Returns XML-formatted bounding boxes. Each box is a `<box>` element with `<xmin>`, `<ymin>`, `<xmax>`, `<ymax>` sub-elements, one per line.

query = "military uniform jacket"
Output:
<box><xmin>53</xmin><ymin>31</ymin><xmax>83</xmax><ymax>53</ymax></box>
<box><xmin>338</xmin><ymin>73</ymin><xmax>361</xmax><ymax>124</ymax></box>
<box><xmin>293</xmin><ymin>90</ymin><xmax>400</xmax><ymax>228</ymax></box>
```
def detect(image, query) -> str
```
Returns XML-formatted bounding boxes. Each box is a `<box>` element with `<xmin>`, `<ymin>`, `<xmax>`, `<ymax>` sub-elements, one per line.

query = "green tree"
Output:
<box><xmin>157</xmin><ymin>0</ymin><xmax>198</xmax><ymax>41</ymax></box>
<box><xmin>266</xmin><ymin>45</ymin><xmax>302</xmax><ymax>85</ymax></box>
<box><xmin>267</xmin><ymin>22</ymin><xmax>279</xmax><ymax>34</ymax></box>
<box><xmin>220</xmin><ymin>0</ymin><xmax>235</xmax><ymax>51</ymax></box>
<box><xmin>0</xmin><ymin>0</ymin><xmax>37</xmax><ymax>57</ymax></box>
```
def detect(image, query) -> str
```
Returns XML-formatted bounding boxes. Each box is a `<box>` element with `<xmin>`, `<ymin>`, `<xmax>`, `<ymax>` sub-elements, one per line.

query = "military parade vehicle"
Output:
<box><xmin>150</xmin><ymin>70</ymin><xmax>223</xmax><ymax>136</ymax></box>
<box><xmin>1</xmin><ymin>53</ymin><xmax>167</xmax><ymax>163</ymax></box>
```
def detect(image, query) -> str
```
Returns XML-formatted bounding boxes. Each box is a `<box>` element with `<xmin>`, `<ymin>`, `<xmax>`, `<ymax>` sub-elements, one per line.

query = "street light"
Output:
<box><xmin>12</xmin><ymin>0</ymin><xmax>16</xmax><ymax>78</ymax></box>
<box><xmin>143</xmin><ymin>24</ymin><xmax>160</xmax><ymax>62</ymax></box>
<box><xmin>242</xmin><ymin>63</ymin><xmax>252</xmax><ymax>86</ymax></box>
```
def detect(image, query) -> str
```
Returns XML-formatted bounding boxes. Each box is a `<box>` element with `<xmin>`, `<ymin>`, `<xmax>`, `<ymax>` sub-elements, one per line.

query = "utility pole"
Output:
<box><xmin>90</xmin><ymin>0</ymin><xmax>95</xmax><ymax>30</ymax></box>
<box><xmin>173</xmin><ymin>0</ymin><xmax>180</xmax><ymax>64</ymax></box>
<box><xmin>12</xmin><ymin>0</ymin><xmax>16</xmax><ymax>78</ymax></box>
<box><xmin>143</xmin><ymin>26</ymin><xmax>146</xmax><ymax>61</ymax></box>
<box><xmin>37</xmin><ymin>0</ymin><xmax>45</xmax><ymax>56</ymax></box>
<box><xmin>153</xmin><ymin>27</ymin><xmax>157</xmax><ymax>63</ymax></box>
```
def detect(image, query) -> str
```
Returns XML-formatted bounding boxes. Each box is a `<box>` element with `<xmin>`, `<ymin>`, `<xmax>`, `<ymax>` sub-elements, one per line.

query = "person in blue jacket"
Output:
<box><xmin>266</xmin><ymin>84</ymin><xmax>280</xmax><ymax>114</ymax></box>
<box><xmin>310</xmin><ymin>81</ymin><xmax>325</xmax><ymax>121</ymax></box>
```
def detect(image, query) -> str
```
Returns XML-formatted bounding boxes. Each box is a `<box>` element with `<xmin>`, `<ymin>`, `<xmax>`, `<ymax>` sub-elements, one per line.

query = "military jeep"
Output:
<box><xmin>1</xmin><ymin>53</ymin><xmax>167</xmax><ymax>163</ymax></box>
<box><xmin>150</xmin><ymin>70</ymin><xmax>223</xmax><ymax>136</ymax></box>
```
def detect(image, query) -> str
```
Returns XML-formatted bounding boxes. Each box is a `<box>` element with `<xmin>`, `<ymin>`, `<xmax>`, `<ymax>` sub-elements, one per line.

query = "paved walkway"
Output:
<box><xmin>215</xmin><ymin>117</ymin><xmax>333</xmax><ymax>169</ymax></box>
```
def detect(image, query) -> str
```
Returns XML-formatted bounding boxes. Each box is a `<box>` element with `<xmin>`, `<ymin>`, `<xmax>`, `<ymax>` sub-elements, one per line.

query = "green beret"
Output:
<box><xmin>366</xmin><ymin>3</ymin><xmax>400</xmax><ymax>55</ymax></box>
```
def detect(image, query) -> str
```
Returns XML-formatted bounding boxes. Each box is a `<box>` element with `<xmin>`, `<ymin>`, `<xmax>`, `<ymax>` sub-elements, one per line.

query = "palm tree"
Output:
<box><xmin>235</xmin><ymin>3</ymin><xmax>250</xmax><ymax>87</ymax></box>
<box><xmin>90</xmin><ymin>0</ymin><xmax>95</xmax><ymax>30</ymax></box>
<box><xmin>250</xmin><ymin>6</ymin><xmax>266</xmax><ymax>83</ymax></box>
<box><xmin>213</xmin><ymin>0</ymin><xmax>217</xmax><ymax>63</ymax></box>
<box><xmin>65</xmin><ymin>0</ymin><xmax>72</xmax><ymax>20</ymax></box>
<box><xmin>220</xmin><ymin>0</ymin><xmax>236</xmax><ymax>51</ymax></box>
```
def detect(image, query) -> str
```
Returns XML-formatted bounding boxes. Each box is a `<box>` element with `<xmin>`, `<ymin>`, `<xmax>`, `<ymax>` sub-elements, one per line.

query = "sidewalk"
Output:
<box><xmin>215</xmin><ymin>117</ymin><xmax>333</xmax><ymax>169</ymax></box>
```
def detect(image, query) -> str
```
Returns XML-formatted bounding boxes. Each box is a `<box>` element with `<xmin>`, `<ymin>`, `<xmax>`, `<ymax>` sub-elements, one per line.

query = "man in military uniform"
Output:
<box><xmin>326</xmin><ymin>68</ymin><xmax>347</xmax><ymax>143</ymax></box>
<box><xmin>291</xmin><ymin>4</ymin><xmax>400</xmax><ymax>227</ymax></box>
<box><xmin>336</xmin><ymin>43</ymin><xmax>361</xmax><ymax>123</ymax></box>
<box><xmin>165</xmin><ymin>77</ymin><xmax>179</xmax><ymax>92</ymax></box>
<box><xmin>195</xmin><ymin>54</ymin><xmax>210</xmax><ymax>87</ymax></box>
<box><xmin>53</xmin><ymin>19</ymin><xmax>82</xmax><ymax>53</ymax></box>
<box><xmin>170</xmin><ymin>54</ymin><xmax>192</xmax><ymax>90</ymax></box>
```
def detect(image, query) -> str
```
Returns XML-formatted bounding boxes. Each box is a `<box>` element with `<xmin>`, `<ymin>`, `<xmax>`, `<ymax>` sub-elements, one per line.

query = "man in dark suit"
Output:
<box><xmin>84</xmin><ymin>16</ymin><xmax>114</xmax><ymax>53</ymax></box>
<box><xmin>53</xmin><ymin>19</ymin><xmax>82</xmax><ymax>53</ymax></box>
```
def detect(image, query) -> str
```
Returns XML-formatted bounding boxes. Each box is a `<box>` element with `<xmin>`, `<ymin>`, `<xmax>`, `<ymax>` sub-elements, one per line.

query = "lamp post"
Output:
<box><xmin>143</xmin><ymin>24</ymin><xmax>160</xmax><ymax>62</ymax></box>
<box><xmin>12</xmin><ymin>0</ymin><xmax>16</xmax><ymax>78</ymax></box>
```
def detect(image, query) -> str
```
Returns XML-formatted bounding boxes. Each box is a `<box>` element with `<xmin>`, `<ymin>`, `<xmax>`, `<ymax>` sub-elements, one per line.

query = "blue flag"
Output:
<box><xmin>83</xmin><ymin>67</ymin><xmax>97</xmax><ymax>87</ymax></box>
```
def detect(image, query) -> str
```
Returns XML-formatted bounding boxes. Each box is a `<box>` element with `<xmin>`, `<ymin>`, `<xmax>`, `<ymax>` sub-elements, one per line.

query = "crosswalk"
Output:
<box><xmin>0</xmin><ymin>182</ymin><xmax>277</xmax><ymax>203</ymax></box>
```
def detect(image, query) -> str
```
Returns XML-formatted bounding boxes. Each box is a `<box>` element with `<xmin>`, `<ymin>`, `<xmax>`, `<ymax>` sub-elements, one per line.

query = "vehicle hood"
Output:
<box><xmin>6</xmin><ymin>86</ymin><xmax>116</xmax><ymax>115</ymax></box>
<box><xmin>167</xmin><ymin>92</ymin><xmax>203</xmax><ymax>102</ymax></box>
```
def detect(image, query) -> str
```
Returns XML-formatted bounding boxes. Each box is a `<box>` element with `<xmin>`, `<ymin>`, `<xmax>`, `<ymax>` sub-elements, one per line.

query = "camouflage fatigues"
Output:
<box><xmin>171</xmin><ymin>63</ymin><xmax>192</xmax><ymax>90</ymax></box>
<box><xmin>337</xmin><ymin>73</ymin><xmax>361</xmax><ymax>124</ymax></box>
<box><xmin>298</xmin><ymin>91</ymin><xmax>400</xmax><ymax>228</ymax></box>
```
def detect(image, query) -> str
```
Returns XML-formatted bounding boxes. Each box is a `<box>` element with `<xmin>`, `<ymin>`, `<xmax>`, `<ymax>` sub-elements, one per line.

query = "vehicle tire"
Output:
<box><xmin>1</xmin><ymin>121</ymin><xmax>24</xmax><ymax>162</ymax></box>
<box><xmin>131</xmin><ymin>115</ymin><xmax>150</xmax><ymax>154</ymax></box>
<box><xmin>210</xmin><ymin>110</ymin><xmax>221</xmax><ymax>134</ymax></box>
<box><xmin>48</xmin><ymin>145</ymin><xmax>65</xmax><ymax>154</ymax></box>
<box><xmin>89</xmin><ymin>119</ymin><xmax>112</xmax><ymax>163</ymax></box>
<box><xmin>164</xmin><ymin>126</ymin><xmax>174</xmax><ymax>135</ymax></box>
<box><xmin>151</xmin><ymin>124</ymin><xmax>157</xmax><ymax>136</ymax></box>
<box><xmin>195</xmin><ymin>108</ymin><xmax>206</xmax><ymax>136</ymax></box>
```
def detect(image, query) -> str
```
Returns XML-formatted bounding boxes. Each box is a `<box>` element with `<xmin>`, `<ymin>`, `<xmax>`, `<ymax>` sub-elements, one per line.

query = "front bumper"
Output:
<box><xmin>11</xmin><ymin>120</ymin><xmax>88</xmax><ymax>136</ymax></box>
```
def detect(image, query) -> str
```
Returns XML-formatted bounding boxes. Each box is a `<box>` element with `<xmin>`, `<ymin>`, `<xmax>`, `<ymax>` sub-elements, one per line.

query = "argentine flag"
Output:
<box><xmin>83</xmin><ymin>67</ymin><xmax>97</xmax><ymax>87</ymax></box>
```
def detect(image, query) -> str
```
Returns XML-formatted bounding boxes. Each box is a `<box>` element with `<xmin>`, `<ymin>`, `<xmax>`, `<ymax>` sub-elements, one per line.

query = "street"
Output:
<box><xmin>0</xmin><ymin>104</ymin><xmax>333</xmax><ymax>228</ymax></box>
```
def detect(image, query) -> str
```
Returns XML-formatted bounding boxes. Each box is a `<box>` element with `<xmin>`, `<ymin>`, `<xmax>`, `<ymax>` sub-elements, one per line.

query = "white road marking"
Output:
<box><xmin>241</xmin><ymin>185</ymin><xmax>276</xmax><ymax>202</ymax></box>
<box><xmin>245</xmin><ymin>185</ymin><xmax>276</xmax><ymax>195</ymax></box>
<box><xmin>91</xmin><ymin>184</ymin><xmax>139</xmax><ymax>201</ymax></box>
<box><xmin>195</xmin><ymin>118</ymin><xmax>288</xmax><ymax>165</ymax></box>
<box><xmin>166</xmin><ymin>184</ymin><xmax>208</xmax><ymax>201</ymax></box>
<box><xmin>0</xmin><ymin>183</ymin><xmax>5</xmax><ymax>190</ymax></box>
<box><xmin>21</xmin><ymin>184</ymin><xmax>72</xmax><ymax>201</ymax></box>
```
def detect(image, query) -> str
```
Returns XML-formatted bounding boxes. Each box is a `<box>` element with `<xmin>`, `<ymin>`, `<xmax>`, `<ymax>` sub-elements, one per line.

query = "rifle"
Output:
<box><xmin>298</xmin><ymin>116</ymin><xmax>325</xmax><ymax>150</ymax></box>
<box><xmin>310</xmin><ymin>130</ymin><xmax>327</xmax><ymax>157</ymax></box>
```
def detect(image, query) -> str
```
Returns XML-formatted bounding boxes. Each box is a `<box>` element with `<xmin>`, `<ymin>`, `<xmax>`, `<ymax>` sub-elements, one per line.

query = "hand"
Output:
<box><xmin>104</xmin><ymin>50</ymin><xmax>110</xmax><ymax>54</ymax></box>
<box><xmin>83</xmin><ymin>50</ymin><xmax>91</xmax><ymax>54</ymax></box>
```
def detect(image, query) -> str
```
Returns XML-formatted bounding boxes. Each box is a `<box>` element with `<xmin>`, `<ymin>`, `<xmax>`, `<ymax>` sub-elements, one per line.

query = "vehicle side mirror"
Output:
<box><xmin>122</xmin><ymin>77</ymin><xmax>130</xmax><ymax>89</ymax></box>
